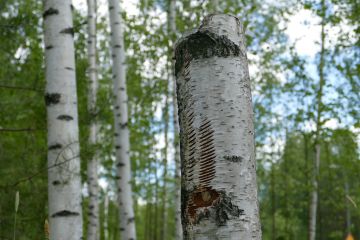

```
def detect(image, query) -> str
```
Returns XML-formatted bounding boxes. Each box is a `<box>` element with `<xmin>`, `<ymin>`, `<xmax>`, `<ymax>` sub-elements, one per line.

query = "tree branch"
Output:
<box><xmin>0</xmin><ymin>128</ymin><xmax>44</xmax><ymax>132</ymax></box>
<box><xmin>0</xmin><ymin>84</ymin><xmax>43</xmax><ymax>92</ymax></box>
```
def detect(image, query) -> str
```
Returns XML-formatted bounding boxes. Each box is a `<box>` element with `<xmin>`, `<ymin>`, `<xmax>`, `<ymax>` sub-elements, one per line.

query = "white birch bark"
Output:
<box><xmin>43</xmin><ymin>1</ymin><xmax>83</xmax><ymax>239</ymax></box>
<box><xmin>168</xmin><ymin>0</ymin><xmax>183</xmax><ymax>238</ymax></box>
<box><xmin>86</xmin><ymin>0</ymin><xmax>99</xmax><ymax>239</ymax></box>
<box><xmin>308</xmin><ymin>144</ymin><xmax>320</xmax><ymax>240</ymax></box>
<box><xmin>107</xmin><ymin>0</ymin><xmax>137</xmax><ymax>239</ymax></box>
<box><xmin>175</xmin><ymin>14</ymin><xmax>261</xmax><ymax>239</ymax></box>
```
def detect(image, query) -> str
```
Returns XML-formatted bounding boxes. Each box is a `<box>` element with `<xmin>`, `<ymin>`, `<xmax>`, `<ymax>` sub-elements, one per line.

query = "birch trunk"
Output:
<box><xmin>168</xmin><ymin>0</ymin><xmax>183</xmax><ymax>239</ymax></box>
<box><xmin>107</xmin><ymin>0</ymin><xmax>136</xmax><ymax>239</ymax></box>
<box><xmin>86</xmin><ymin>0</ymin><xmax>99</xmax><ymax>239</ymax></box>
<box><xmin>161</xmin><ymin>92</ymin><xmax>169</xmax><ymax>240</ymax></box>
<box><xmin>104</xmin><ymin>192</ymin><xmax>109</xmax><ymax>240</ymax></box>
<box><xmin>43</xmin><ymin>0</ymin><xmax>83</xmax><ymax>239</ymax></box>
<box><xmin>175</xmin><ymin>14</ymin><xmax>261</xmax><ymax>239</ymax></box>
<box><xmin>212</xmin><ymin>0</ymin><xmax>220</xmax><ymax>12</ymax></box>
<box><xmin>308</xmin><ymin>144</ymin><xmax>320</xmax><ymax>240</ymax></box>
<box><xmin>308</xmin><ymin>1</ymin><xmax>326</xmax><ymax>239</ymax></box>
<box><xmin>345</xmin><ymin>180</ymin><xmax>351</xmax><ymax>234</ymax></box>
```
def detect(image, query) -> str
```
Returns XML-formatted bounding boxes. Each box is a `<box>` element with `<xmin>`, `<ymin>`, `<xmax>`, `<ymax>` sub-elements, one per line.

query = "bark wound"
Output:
<box><xmin>185</xmin><ymin>119</ymin><xmax>221</xmax><ymax>225</ymax></box>
<box><xmin>185</xmin><ymin>188</ymin><xmax>243</xmax><ymax>226</ymax></box>
<box><xmin>45</xmin><ymin>93</ymin><xmax>61</xmax><ymax>106</ymax></box>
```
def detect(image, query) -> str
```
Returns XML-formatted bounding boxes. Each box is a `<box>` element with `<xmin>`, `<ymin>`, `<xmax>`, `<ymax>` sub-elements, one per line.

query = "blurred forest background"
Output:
<box><xmin>0</xmin><ymin>0</ymin><xmax>359</xmax><ymax>239</ymax></box>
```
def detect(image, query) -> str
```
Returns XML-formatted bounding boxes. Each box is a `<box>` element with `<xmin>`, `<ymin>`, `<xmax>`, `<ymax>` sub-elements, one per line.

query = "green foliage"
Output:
<box><xmin>0</xmin><ymin>0</ymin><xmax>358</xmax><ymax>240</ymax></box>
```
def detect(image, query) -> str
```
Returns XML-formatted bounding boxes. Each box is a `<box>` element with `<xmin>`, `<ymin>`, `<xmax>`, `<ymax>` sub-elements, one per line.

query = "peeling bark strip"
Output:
<box><xmin>175</xmin><ymin>14</ymin><xmax>261</xmax><ymax>239</ymax></box>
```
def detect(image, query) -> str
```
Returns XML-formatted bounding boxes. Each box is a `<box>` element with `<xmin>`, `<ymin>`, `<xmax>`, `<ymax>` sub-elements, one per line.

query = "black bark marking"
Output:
<box><xmin>52</xmin><ymin>210</ymin><xmax>80</xmax><ymax>218</ymax></box>
<box><xmin>115</xmin><ymin>145</ymin><xmax>121</xmax><ymax>149</ymax></box>
<box><xmin>175</xmin><ymin>29</ymin><xmax>244</xmax><ymax>76</ymax></box>
<box><xmin>45</xmin><ymin>45</ymin><xmax>54</xmax><ymax>50</ymax></box>
<box><xmin>57</xmin><ymin>115</ymin><xmax>74</xmax><ymax>121</ymax></box>
<box><xmin>65</xmin><ymin>67</ymin><xmax>74</xmax><ymax>71</ymax></box>
<box><xmin>43</xmin><ymin>8</ymin><xmax>59</xmax><ymax>18</ymax></box>
<box><xmin>60</xmin><ymin>27</ymin><xmax>74</xmax><ymax>36</ymax></box>
<box><xmin>127</xmin><ymin>217</ymin><xmax>135</xmax><ymax>223</ymax></box>
<box><xmin>109</xmin><ymin>6</ymin><xmax>114</xmax><ymax>10</ymax></box>
<box><xmin>215</xmin><ymin>193</ymin><xmax>244</xmax><ymax>226</ymax></box>
<box><xmin>45</xmin><ymin>93</ymin><xmax>61</xmax><ymax>106</ymax></box>
<box><xmin>120</xmin><ymin>122</ymin><xmax>128</xmax><ymax>129</ymax></box>
<box><xmin>52</xmin><ymin>180</ymin><xmax>61</xmax><ymax>185</ymax></box>
<box><xmin>224</xmin><ymin>155</ymin><xmax>243</xmax><ymax>162</ymax></box>
<box><xmin>117</xmin><ymin>162</ymin><xmax>125</xmax><ymax>167</ymax></box>
<box><xmin>48</xmin><ymin>143</ymin><xmax>62</xmax><ymax>150</ymax></box>
<box><xmin>114</xmin><ymin>44</ymin><xmax>121</xmax><ymax>48</ymax></box>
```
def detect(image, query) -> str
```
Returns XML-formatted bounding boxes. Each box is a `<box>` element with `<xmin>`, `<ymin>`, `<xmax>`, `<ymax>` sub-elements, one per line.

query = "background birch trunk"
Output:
<box><xmin>86</xmin><ymin>0</ymin><xmax>99</xmax><ymax>239</ymax></box>
<box><xmin>104</xmin><ymin>191</ymin><xmax>109</xmax><ymax>240</ymax></box>
<box><xmin>175</xmin><ymin>14</ymin><xmax>261</xmax><ymax>239</ymax></box>
<box><xmin>43</xmin><ymin>0</ymin><xmax>83</xmax><ymax>239</ymax></box>
<box><xmin>308</xmin><ymin>1</ymin><xmax>326</xmax><ymax>239</ymax></box>
<box><xmin>161</xmin><ymin>89</ymin><xmax>169</xmax><ymax>240</ymax></box>
<box><xmin>168</xmin><ymin>0</ymin><xmax>183</xmax><ymax>238</ymax></box>
<box><xmin>212</xmin><ymin>0</ymin><xmax>220</xmax><ymax>12</ymax></box>
<box><xmin>107</xmin><ymin>0</ymin><xmax>137</xmax><ymax>239</ymax></box>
